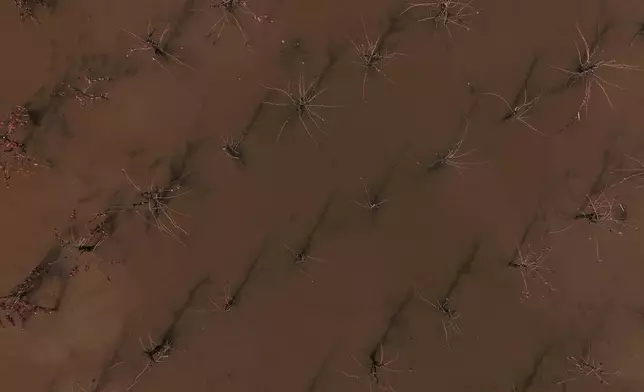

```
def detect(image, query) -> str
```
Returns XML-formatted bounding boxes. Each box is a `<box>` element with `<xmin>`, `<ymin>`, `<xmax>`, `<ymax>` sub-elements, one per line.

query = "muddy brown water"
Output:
<box><xmin>2</xmin><ymin>0</ymin><xmax>644</xmax><ymax>391</ymax></box>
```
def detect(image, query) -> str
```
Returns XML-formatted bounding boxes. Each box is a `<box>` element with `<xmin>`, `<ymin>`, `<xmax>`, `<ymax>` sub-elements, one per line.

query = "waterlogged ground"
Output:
<box><xmin>2</xmin><ymin>0</ymin><xmax>644</xmax><ymax>391</ymax></box>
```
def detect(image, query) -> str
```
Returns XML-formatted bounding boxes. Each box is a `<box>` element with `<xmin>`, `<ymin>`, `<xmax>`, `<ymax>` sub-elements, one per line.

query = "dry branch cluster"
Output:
<box><xmin>482</xmin><ymin>90</ymin><xmax>543</xmax><ymax>135</ymax></box>
<box><xmin>0</xmin><ymin>262</ymin><xmax>55</xmax><ymax>328</ymax></box>
<box><xmin>14</xmin><ymin>0</ymin><xmax>49</xmax><ymax>23</ymax></box>
<box><xmin>54</xmin><ymin>209</ymin><xmax>121</xmax><ymax>281</ymax></box>
<box><xmin>58</xmin><ymin>76</ymin><xmax>111</xmax><ymax>108</ymax></box>
<box><xmin>0</xmin><ymin>106</ymin><xmax>40</xmax><ymax>187</ymax></box>
<box><xmin>351</xmin><ymin>19</ymin><xmax>404</xmax><ymax>99</ymax></box>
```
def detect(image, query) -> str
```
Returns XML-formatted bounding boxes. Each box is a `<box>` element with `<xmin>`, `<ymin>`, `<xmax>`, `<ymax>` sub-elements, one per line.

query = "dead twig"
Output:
<box><xmin>284</xmin><ymin>243</ymin><xmax>327</xmax><ymax>283</ymax></box>
<box><xmin>221</xmin><ymin>135</ymin><xmax>244</xmax><ymax>163</ymax></box>
<box><xmin>205</xmin><ymin>283</ymin><xmax>236</xmax><ymax>312</ymax></box>
<box><xmin>53</xmin><ymin>209</ymin><xmax>120</xmax><ymax>282</ymax></box>
<box><xmin>0</xmin><ymin>105</ymin><xmax>42</xmax><ymax>187</ymax></box>
<box><xmin>0</xmin><ymin>258</ymin><xmax>57</xmax><ymax>328</ymax></box>
<box><xmin>14</xmin><ymin>0</ymin><xmax>49</xmax><ymax>23</ymax></box>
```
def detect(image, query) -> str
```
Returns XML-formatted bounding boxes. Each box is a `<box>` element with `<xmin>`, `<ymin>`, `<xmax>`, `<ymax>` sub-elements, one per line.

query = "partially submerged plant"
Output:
<box><xmin>415</xmin><ymin>292</ymin><xmax>461</xmax><ymax>347</ymax></box>
<box><xmin>336</xmin><ymin>344</ymin><xmax>402</xmax><ymax>392</ymax></box>
<box><xmin>554</xmin><ymin>24</ymin><xmax>643</xmax><ymax>116</ymax></box>
<box><xmin>284</xmin><ymin>243</ymin><xmax>327</xmax><ymax>283</ymax></box>
<box><xmin>509</xmin><ymin>243</ymin><xmax>554</xmax><ymax>300</ymax></box>
<box><xmin>282</xmin><ymin>201</ymin><xmax>331</xmax><ymax>283</ymax></box>
<box><xmin>126</xmin><ymin>335</ymin><xmax>176</xmax><ymax>391</ymax></box>
<box><xmin>127</xmin><ymin>279</ymin><xmax>205</xmax><ymax>390</ymax></box>
<box><xmin>575</xmin><ymin>191</ymin><xmax>631</xmax><ymax>235</ymax></box>
<box><xmin>218</xmin><ymin>96</ymin><xmax>270</xmax><ymax>165</ymax></box>
<box><xmin>221</xmin><ymin>135</ymin><xmax>244</xmax><ymax>162</ymax></box>
<box><xmin>263</xmin><ymin>74</ymin><xmax>338</xmax><ymax>145</ymax></box>
<box><xmin>144</xmin><ymin>336</ymin><xmax>174</xmax><ymax>364</ymax></box>
<box><xmin>112</xmin><ymin>169</ymin><xmax>191</xmax><ymax>243</ymax></box>
<box><xmin>354</xmin><ymin>177</ymin><xmax>390</xmax><ymax>212</ymax></box>
<box><xmin>557</xmin><ymin>350</ymin><xmax>619</xmax><ymax>385</ymax></box>
<box><xmin>423</xmin><ymin>121</ymin><xmax>484</xmax><ymax>175</ymax></box>
<box><xmin>482</xmin><ymin>90</ymin><xmax>544</xmax><ymax>135</ymax></box>
<box><xmin>401</xmin><ymin>0</ymin><xmax>480</xmax><ymax>38</ymax></box>
<box><xmin>206</xmin><ymin>283</ymin><xmax>236</xmax><ymax>312</ymax></box>
<box><xmin>198</xmin><ymin>243</ymin><xmax>264</xmax><ymax>313</ymax></box>
<box><xmin>549</xmin><ymin>188</ymin><xmax>634</xmax><ymax>263</ymax></box>
<box><xmin>202</xmin><ymin>0</ymin><xmax>270</xmax><ymax>44</ymax></box>
<box><xmin>351</xmin><ymin>19</ymin><xmax>403</xmax><ymax>99</ymax></box>
<box><xmin>121</xmin><ymin>22</ymin><xmax>194</xmax><ymax>72</ymax></box>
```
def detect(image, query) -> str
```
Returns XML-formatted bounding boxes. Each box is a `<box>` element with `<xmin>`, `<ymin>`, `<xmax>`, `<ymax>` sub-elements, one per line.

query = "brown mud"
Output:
<box><xmin>3</xmin><ymin>0</ymin><xmax>644</xmax><ymax>391</ymax></box>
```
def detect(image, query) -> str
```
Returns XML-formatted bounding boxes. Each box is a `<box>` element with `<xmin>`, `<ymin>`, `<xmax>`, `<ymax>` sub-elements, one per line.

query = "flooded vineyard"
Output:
<box><xmin>2</xmin><ymin>0</ymin><xmax>644</xmax><ymax>391</ymax></box>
